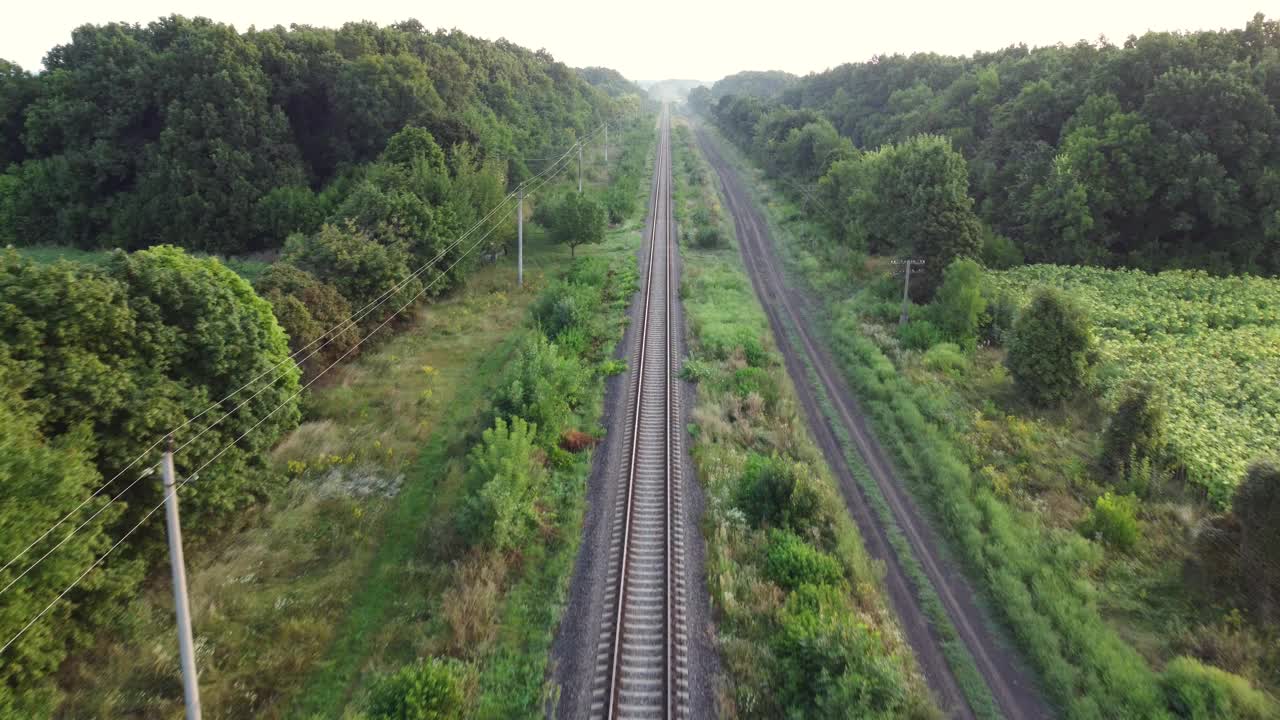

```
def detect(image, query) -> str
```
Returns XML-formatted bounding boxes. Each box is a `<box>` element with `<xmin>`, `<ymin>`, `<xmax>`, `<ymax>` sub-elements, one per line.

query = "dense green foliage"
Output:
<box><xmin>366</xmin><ymin>658</ymin><xmax>465</xmax><ymax>720</ymax></box>
<box><xmin>1100</xmin><ymin>383</ymin><xmax>1167</xmax><ymax>492</ymax></box>
<box><xmin>0</xmin><ymin>246</ymin><xmax>299</xmax><ymax>713</ymax></box>
<box><xmin>0</xmin><ymin>17</ymin><xmax>622</xmax><ymax>254</ymax></box>
<box><xmin>698</xmin><ymin>125</ymin><xmax>1280</xmax><ymax>719</ymax></box>
<box><xmin>931</xmin><ymin>258</ymin><xmax>986</xmax><ymax>349</ymax></box>
<box><xmin>460</xmin><ymin>416</ymin><xmax>547</xmax><ymax>552</ymax></box>
<box><xmin>543</xmin><ymin>191</ymin><xmax>607</xmax><ymax>257</ymax></box>
<box><xmin>987</xmin><ymin>264</ymin><xmax>1280</xmax><ymax>502</ymax></box>
<box><xmin>1005</xmin><ymin>288</ymin><xmax>1096</xmax><ymax>406</ymax></box>
<box><xmin>688</xmin><ymin>69</ymin><xmax>798</xmax><ymax>112</ymax></box>
<box><xmin>707</xmin><ymin>14</ymin><xmax>1280</xmax><ymax>274</ymax></box>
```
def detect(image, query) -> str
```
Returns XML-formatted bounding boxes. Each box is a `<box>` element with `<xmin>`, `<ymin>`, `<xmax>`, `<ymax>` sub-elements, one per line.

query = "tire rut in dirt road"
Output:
<box><xmin>695</xmin><ymin>125</ymin><xmax>1054</xmax><ymax>720</ymax></box>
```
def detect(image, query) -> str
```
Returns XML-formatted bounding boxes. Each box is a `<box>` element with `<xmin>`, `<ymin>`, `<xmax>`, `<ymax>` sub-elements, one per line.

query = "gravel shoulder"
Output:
<box><xmin>549</xmin><ymin>120</ymin><xmax>716</xmax><ymax>719</ymax></box>
<box><xmin>695</xmin><ymin>124</ymin><xmax>1053</xmax><ymax>720</ymax></box>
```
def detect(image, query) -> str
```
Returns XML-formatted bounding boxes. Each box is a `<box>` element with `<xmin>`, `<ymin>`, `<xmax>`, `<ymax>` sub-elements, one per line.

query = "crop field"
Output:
<box><xmin>987</xmin><ymin>265</ymin><xmax>1280</xmax><ymax>504</ymax></box>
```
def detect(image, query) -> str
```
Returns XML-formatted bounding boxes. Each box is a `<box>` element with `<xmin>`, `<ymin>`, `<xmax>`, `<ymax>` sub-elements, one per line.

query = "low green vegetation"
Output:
<box><xmin>671</xmin><ymin>119</ymin><xmax>937</xmax><ymax>719</ymax></box>
<box><xmin>699</xmin><ymin>124</ymin><xmax>1280</xmax><ymax>718</ymax></box>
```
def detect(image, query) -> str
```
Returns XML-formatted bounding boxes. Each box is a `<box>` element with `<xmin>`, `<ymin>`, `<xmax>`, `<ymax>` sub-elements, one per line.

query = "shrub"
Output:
<box><xmin>1081</xmin><ymin>492</ymin><xmax>1140</xmax><ymax>551</ymax></box>
<box><xmin>1233</xmin><ymin>459</ymin><xmax>1280</xmax><ymax>623</ymax></box>
<box><xmin>1160</xmin><ymin>656</ymin><xmax>1276</xmax><ymax>720</ymax></box>
<box><xmin>255</xmin><ymin>263</ymin><xmax>359</xmax><ymax>380</ymax></box>
<box><xmin>1100</xmin><ymin>383</ymin><xmax>1167</xmax><ymax>494</ymax></box>
<box><xmin>772</xmin><ymin>584</ymin><xmax>915</xmax><ymax>718</ymax></box>
<box><xmin>979</xmin><ymin>287</ymin><xmax>1020</xmax><ymax>346</ymax></box>
<box><xmin>695</xmin><ymin>225</ymin><xmax>726</xmax><ymax>249</ymax></box>
<box><xmin>897</xmin><ymin>319</ymin><xmax>944</xmax><ymax>351</ymax></box>
<box><xmin>532</xmin><ymin>280</ymin><xmax>593</xmax><ymax>341</ymax></box>
<box><xmin>282</xmin><ymin>222</ymin><xmax>423</xmax><ymax>321</ymax></box>
<box><xmin>492</xmin><ymin>334</ymin><xmax>587</xmax><ymax>449</ymax></box>
<box><xmin>1005</xmin><ymin>288</ymin><xmax>1095</xmax><ymax>406</ymax></box>
<box><xmin>736</xmin><ymin>454</ymin><xmax>826</xmax><ymax>535</ymax></box>
<box><xmin>765</xmin><ymin>530</ymin><xmax>845</xmax><ymax>591</ymax></box>
<box><xmin>366</xmin><ymin>657</ymin><xmax>465</xmax><ymax>720</ymax></box>
<box><xmin>931</xmin><ymin>258</ymin><xmax>985</xmax><ymax>350</ymax></box>
<box><xmin>458</xmin><ymin>416</ymin><xmax>546</xmax><ymax>551</ymax></box>
<box><xmin>921</xmin><ymin>342</ymin><xmax>969</xmax><ymax>375</ymax></box>
<box><xmin>603</xmin><ymin>183</ymin><xmax>637</xmax><ymax>224</ymax></box>
<box><xmin>979</xmin><ymin>227</ymin><xmax>1023</xmax><ymax>270</ymax></box>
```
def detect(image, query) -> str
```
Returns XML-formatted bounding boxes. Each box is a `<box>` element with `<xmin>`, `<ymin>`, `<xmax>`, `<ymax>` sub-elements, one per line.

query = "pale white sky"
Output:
<box><xmin>1</xmin><ymin>1</ymin><xmax>1269</xmax><ymax>81</ymax></box>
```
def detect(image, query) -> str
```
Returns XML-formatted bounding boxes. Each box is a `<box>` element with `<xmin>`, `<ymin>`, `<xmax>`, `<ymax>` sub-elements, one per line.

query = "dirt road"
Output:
<box><xmin>696</xmin><ymin>124</ymin><xmax>1053</xmax><ymax>720</ymax></box>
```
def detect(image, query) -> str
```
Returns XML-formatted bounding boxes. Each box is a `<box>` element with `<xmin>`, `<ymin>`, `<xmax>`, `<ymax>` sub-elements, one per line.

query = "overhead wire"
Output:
<box><xmin>0</xmin><ymin>126</ymin><xmax>590</xmax><ymax>654</ymax></box>
<box><xmin>0</xmin><ymin>122</ymin><xmax>607</xmax><ymax>587</ymax></box>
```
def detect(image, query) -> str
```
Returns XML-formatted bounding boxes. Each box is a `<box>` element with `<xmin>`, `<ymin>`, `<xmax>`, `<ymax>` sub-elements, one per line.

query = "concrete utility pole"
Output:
<box><xmin>162</xmin><ymin>437</ymin><xmax>202</xmax><ymax>720</ymax></box>
<box><xmin>891</xmin><ymin>259</ymin><xmax>926</xmax><ymax>327</ymax></box>
<box><xmin>517</xmin><ymin>186</ymin><xmax>524</xmax><ymax>289</ymax></box>
<box><xmin>578</xmin><ymin>142</ymin><xmax>584</xmax><ymax>193</ymax></box>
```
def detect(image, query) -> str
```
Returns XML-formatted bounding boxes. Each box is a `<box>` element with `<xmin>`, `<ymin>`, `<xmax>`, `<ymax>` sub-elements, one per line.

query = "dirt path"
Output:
<box><xmin>696</xmin><ymin>125</ymin><xmax>1053</xmax><ymax>720</ymax></box>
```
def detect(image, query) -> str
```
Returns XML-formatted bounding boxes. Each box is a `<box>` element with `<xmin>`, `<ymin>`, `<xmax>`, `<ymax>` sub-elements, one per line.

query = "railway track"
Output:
<box><xmin>588</xmin><ymin>108</ymin><xmax>689</xmax><ymax>720</ymax></box>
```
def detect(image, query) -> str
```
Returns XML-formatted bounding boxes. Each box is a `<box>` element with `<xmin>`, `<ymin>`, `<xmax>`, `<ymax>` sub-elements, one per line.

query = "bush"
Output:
<box><xmin>897</xmin><ymin>319</ymin><xmax>944</xmax><ymax>351</ymax></box>
<box><xmin>255</xmin><ymin>263</ymin><xmax>359</xmax><ymax>380</ymax></box>
<box><xmin>603</xmin><ymin>182</ymin><xmax>637</xmax><ymax>224</ymax></box>
<box><xmin>366</xmin><ymin>658</ymin><xmax>465</xmax><ymax>720</ymax></box>
<box><xmin>492</xmin><ymin>334</ymin><xmax>587</xmax><ymax>449</ymax></box>
<box><xmin>931</xmin><ymin>258</ymin><xmax>985</xmax><ymax>350</ymax></box>
<box><xmin>921</xmin><ymin>342</ymin><xmax>969</xmax><ymax>375</ymax></box>
<box><xmin>458</xmin><ymin>416</ymin><xmax>546</xmax><ymax>551</ymax></box>
<box><xmin>1233</xmin><ymin>459</ymin><xmax>1280</xmax><ymax>623</ymax></box>
<box><xmin>736</xmin><ymin>454</ymin><xmax>826</xmax><ymax>536</ymax></box>
<box><xmin>1160</xmin><ymin>656</ymin><xmax>1276</xmax><ymax>720</ymax></box>
<box><xmin>765</xmin><ymin>530</ymin><xmax>845</xmax><ymax>591</ymax></box>
<box><xmin>694</xmin><ymin>225</ymin><xmax>726</xmax><ymax>249</ymax></box>
<box><xmin>979</xmin><ymin>287</ymin><xmax>1019</xmax><ymax>346</ymax></box>
<box><xmin>282</xmin><ymin>222</ymin><xmax>423</xmax><ymax>323</ymax></box>
<box><xmin>1080</xmin><ymin>492</ymin><xmax>1140</xmax><ymax>551</ymax></box>
<box><xmin>1005</xmin><ymin>288</ymin><xmax>1095</xmax><ymax>406</ymax></box>
<box><xmin>1100</xmin><ymin>383</ymin><xmax>1167</xmax><ymax>493</ymax></box>
<box><xmin>979</xmin><ymin>227</ymin><xmax>1023</xmax><ymax>270</ymax></box>
<box><xmin>532</xmin><ymin>280</ymin><xmax>594</xmax><ymax>341</ymax></box>
<box><xmin>771</xmin><ymin>584</ymin><xmax>915</xmax><ymax>718</ymax></box>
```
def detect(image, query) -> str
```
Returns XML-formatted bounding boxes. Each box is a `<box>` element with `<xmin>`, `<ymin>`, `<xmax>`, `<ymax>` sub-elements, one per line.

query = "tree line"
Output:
<box><xmin>0</xmin><ymin>16</ymin><xmax>646</xmax><ymax>714</ymax></box>
<box><xmin>692</xmin><ymin>14</ymin><xmax>1280</xmax><ymax>276</ymax></box>
<box><xmin>0</xmin><ymin>16</ymin><xmax>637</xmax><ymax>255</ymax></box>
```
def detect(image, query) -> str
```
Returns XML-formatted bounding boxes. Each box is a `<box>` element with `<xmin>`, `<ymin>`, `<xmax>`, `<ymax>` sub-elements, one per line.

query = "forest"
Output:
<box><xmin>692</xmin><ymin>13</ymin><xmax>1280</xmax><ymax>275</ymax></box>
<box><xmin>693</xmin><ymin>13</ymin><xmax>1280</xmax><ymax>719</ymax></box>
<box><xmin>0</xmin><ymin>16</ymin><xmax>648</xmax><ymax>715</ymax></box>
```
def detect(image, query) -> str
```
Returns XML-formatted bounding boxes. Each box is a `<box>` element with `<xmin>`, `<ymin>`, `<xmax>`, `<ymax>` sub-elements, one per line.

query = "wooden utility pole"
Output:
<box><xmin>517</xmin><ymin>186</ymin><xmax>524</xmax><ymax>289</ymax></box>
<box><xmin>162</xmin><ymin>437</ymin><xmax>202</xmax><ymax>720</ymax></box>
<box><xmin>891</xmin><ymin>259</ymin><xmax>926</xmax><ymax>327</ymax></box>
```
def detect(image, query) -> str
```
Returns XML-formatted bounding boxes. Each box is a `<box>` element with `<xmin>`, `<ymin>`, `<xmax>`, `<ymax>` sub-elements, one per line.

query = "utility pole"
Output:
<box><xmin>578</xmin><ymin>142</ymin><xmax>583</xmax><ymax>193</ymax></box>
<box><xmin>517</xmin><ymin>186</ymin><xmax>524</xmax><ymax>289</ymax></box>
<box><xmin>162</xmin><ymin>437</ymin><xmax>202</xmax><ymax>720</ymax></box>
<box><xmin>891</xmin><ymin>259</ymin><xmax>926</xmax><ymax>327</ymax></box>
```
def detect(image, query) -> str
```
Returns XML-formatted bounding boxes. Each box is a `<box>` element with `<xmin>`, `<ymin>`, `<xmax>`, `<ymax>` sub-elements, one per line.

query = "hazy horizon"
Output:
<box><xmin>3</xmin><ymin>1</ymin><xmax>1272</xmax><ymax>82</ymax></box>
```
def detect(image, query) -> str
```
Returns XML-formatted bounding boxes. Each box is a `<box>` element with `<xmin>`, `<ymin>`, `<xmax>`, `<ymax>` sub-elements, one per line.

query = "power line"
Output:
<box><xmin>0</xmin><ymin>131</ymin><xmax>583</xmax><ymax>655</ymax></box>
<box><xmin>0</xmin><ymin>124</ymin><xmax>599</xmax><ymax>586</ymax></box>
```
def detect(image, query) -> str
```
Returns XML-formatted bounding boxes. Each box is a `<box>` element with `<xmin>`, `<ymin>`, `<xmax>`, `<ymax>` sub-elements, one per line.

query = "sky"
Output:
<box><xmin>1</xmin><ymin>1</ymin><xmax>1269</xmax><ymax>81</ymax></box>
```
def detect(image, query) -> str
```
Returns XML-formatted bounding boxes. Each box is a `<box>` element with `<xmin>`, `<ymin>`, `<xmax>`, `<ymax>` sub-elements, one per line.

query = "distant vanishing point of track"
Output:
<box><xmin>588</xmin><ymin>108</ymin><xmax>689</xmax><ymax>720</ymax></box>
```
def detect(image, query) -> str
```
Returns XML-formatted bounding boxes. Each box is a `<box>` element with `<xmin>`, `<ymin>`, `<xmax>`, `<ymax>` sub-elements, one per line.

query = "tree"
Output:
<box><xmin>0</xmin><ymin>369</ymin><xmax>136</xmax><ymax>718</ymax></box>
<box><xmin>1234</xmin><ymin>459</ymin><xmax>1280</xmax><ymax>623</ymax></box>
<box><xmin>283</xmin><ymin>222</ymin><xmax>423</xmax><ymax>326</ymax></box>
<box><xmin>1100</xmin><ymin>382</ymin><xmax>1167</xmax><ymax>492</ymax></box>
<box><xmin>931</xmin><ymin>258</ymin><xmax>986</xmax><ymax>350</ymax></box>
<box><xmin>852</xmin><ymin>135</ymin><xmax>982</xmax><ymax>298</ymax></box>
<box><xmin>547</xmin><ymin>192</ymin><xmax>606</xmax><ymax>258</ymax></box>
<box><xmin>366</xmin><ymin>658</ymin><xmax>465</xmax><ymax>720</ymax></box>
<box><xmin>254</xmin><ymin>263</ymin><xmax>359</xmax><ymax>380</ymax></box>
<box><xmin>1005</xmin><ymin>288</ymin><xmax>1095</xmax><ymax>406</ymax></box>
